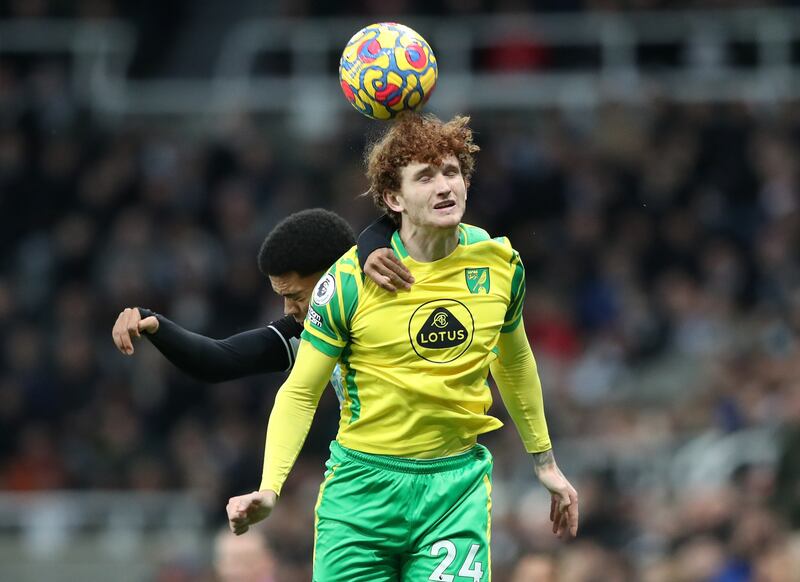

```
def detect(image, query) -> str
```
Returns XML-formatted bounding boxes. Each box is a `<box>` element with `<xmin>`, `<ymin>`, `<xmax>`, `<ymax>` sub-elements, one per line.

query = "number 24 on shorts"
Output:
<box><xmin>429</xmin><ymin>540</ymin><xmax>484</xmax><ymax>582</ymax></box>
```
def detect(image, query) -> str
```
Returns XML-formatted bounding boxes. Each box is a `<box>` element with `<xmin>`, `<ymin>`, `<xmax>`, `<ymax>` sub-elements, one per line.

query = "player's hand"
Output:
<box><xmin>112</xmin><ymin>307</ymin><xmax>159</xmax><ymax>355</ymax></box>
<box><xmin>364</xmin><ymin>248</ymin><xmax>414</xmax><ymax>292</ymax></box>
<box><xmin>226</xmin><ymin>490</ymin><xmax>277</xmax><ymax>535</ymax></box>
<box><xmin>533</xmin><ymin>451</ymin><xmax>579</xmax><ymax>539</ymax></box>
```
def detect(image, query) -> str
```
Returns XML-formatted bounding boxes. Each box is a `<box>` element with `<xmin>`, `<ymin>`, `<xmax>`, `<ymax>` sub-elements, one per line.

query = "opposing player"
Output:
<box><xmin>111</xmin><ymin>208</ymin><xmax>412</xmax><ymax>379</ymax></box>
<box><xmin>227</xmin><ymin>113</ymin><xmax>579</xmax><ymax>580</ymax></box>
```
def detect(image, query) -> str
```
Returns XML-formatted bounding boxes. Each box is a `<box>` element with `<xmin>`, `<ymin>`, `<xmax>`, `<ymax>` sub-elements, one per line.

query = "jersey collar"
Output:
<box><xmin>390</xmin><ymin>226</ymin><xmax>466</xmax><ymax>261</ymax></box>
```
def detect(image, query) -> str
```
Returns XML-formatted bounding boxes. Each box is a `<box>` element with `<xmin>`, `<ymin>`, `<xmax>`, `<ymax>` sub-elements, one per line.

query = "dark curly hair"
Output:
<box><xmin>257</xmin><ymin>209</ymin><xmax>355</xmax><ymax>277</ymax></box>
<box><xmin>365</xmin><ymin>112</ymin><xmax>480</xmax><ymax>222</ymax></box>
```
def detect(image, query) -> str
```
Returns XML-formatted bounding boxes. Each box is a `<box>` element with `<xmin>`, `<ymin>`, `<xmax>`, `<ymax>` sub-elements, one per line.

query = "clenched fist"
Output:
<box><xmin>227</xmin><ymin>490</ymin><xmax>277</xmax><ymax>535</ymax></box>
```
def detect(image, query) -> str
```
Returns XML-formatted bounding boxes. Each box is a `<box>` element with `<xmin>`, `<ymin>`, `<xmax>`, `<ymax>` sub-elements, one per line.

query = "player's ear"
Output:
<box><xmin>383</xmin><ymin>190</ymin><xmax>404</xmax><ymax>214</ymax></box>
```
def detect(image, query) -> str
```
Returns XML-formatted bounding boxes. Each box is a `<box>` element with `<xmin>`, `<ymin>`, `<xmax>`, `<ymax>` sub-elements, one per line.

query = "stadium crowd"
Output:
<box><xmin>2</xmin><ymin>11</ymin><xmax>800</xmax><ymax>582</ymax></box>
<box><xmin>2</xmin><ymin>0</ymin><xmax>799</xmax><ymax>19</ymax></box>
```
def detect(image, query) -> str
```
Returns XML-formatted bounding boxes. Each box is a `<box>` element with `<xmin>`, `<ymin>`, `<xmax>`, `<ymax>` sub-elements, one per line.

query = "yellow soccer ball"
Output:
<box><xmin>339</xmin><ymin>22</ymin><xmax>438</xmax><ymax>120</ymax></box>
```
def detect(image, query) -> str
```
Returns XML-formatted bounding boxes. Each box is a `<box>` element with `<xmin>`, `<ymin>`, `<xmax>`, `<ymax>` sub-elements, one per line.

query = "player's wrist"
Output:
<box><xmin>258</xmin><ymin>488</ymin><xmax>279</xmax><ymax>502</ymax></box>
<box><xmin>136</xmin><ymin>308</ymin><xmax>159</xmax><ymax>334</ymax></box>
<box><xmin>531</xmin><ymin>448</ymin><xmax>557</xmax><ymax>475</ymax></box>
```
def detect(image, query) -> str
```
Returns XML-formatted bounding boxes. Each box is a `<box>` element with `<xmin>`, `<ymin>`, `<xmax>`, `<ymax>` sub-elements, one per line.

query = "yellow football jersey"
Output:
<box><xmin>302</xmin><ymin>223</ymin><xmax>527</xmax><ymax>457</ymax></box>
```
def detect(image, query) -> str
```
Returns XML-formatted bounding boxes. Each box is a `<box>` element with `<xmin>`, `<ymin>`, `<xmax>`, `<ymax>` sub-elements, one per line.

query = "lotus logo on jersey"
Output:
<box><xmin>408</xmin><ymin>299</ymin><xmax>475</xmax><ymax>364</ymax></box>
<box><xmin>417</xmin><ymin>308</ymin><xmax>467</xmax><ymax>348</ymax></box>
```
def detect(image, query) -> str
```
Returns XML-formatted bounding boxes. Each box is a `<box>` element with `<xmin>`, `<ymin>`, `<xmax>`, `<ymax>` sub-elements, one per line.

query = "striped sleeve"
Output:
<box><xmin>301</xmin><ymin>249</ymin><xmax>361</xmax><ymax>358</ymax></box>
<box><xmin>502</xmin><ymin>247</ymin><xmax>526</xmax><ymax>333</ymax></box>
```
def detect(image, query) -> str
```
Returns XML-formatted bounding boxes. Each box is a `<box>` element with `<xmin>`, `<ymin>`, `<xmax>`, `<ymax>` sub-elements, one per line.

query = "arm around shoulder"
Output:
<box><xmin>357</xmin><ymin>214</ymin><xmax>413</xmax><ymax>292</ymax></box>
<box><xmin>356</xmin><ymin>214</ymin><xmax>397</xmax><ymax>270</ymax></box>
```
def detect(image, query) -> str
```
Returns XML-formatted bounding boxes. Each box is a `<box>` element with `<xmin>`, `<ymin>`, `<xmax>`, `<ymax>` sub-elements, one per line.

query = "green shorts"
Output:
<box><xmin>312</xmin><ymin>441</ymin><xmax>493</xmax><ymax>582</ymax></box>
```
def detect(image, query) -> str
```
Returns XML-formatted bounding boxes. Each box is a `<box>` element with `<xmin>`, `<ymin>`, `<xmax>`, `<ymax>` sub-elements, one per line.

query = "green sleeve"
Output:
<box><xmin>302</xmin><ymin>258</ymin><xmax>360</xmax><ymax>358</ymax></box>
<box><xmin>502</xmin><ymin>249</ymin><xmax>526</xmax><ymax>333</ymax></box>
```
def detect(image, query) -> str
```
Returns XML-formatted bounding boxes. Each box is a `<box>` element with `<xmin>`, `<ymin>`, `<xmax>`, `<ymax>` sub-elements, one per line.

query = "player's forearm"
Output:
<box><xmin>138</xmin><ymin>310</ymin><xmax>229</xmax><ymax>380</ymax></box>
<box><xmin>356</xmin><ymin>214</ymin><xmax>396</xmax><ymax>270</ymax></box>
<box><xmin>139</xmin><ymin>309</ymin><xmax>299</xmax><ymax>382</ymax></box>
<box><xmin>259</xmin><ymin>340</ymin><xmax>337</xmax><ymax>494</ymax></box>
<box><xmin>259</xmin><ymin>387</ymin><xmax>320</xmax><ymax>495</ymax></box>
<box><xmin>490</xmin><ymin>320</ymin><xmax>552</xmax><ymax>453</ymax></box>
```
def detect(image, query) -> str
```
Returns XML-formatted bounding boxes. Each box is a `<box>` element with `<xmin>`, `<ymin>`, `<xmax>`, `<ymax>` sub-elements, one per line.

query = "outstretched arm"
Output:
<box><xmin>227</xmin><ymin>340</ymin><xmax>337</xmax><ymax>534</ymax></box>
<box><xmin>357</xmin><ymin>214</ymin><xmax>414</xmax><ymax>292</ymax></box>
<box><xmin>490</xmin><ymin>321</ymin><xmax>579</xmax><ymax>538</ymax></box>
<box><xmin>112</xmin><ymin>307</ymin><xmax>302</xmax><ymax>382</ymax></box>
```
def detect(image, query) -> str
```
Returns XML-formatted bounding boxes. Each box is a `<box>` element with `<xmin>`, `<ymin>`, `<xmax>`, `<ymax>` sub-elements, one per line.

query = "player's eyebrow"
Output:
<box><xmin>411</xmin><ymin>165</ymin><xmax>435</xmax><ymax>180</ymax></box>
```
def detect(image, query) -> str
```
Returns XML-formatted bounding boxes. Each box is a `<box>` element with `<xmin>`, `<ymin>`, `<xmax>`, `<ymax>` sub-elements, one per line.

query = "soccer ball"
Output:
<box><xmin>339</xmin><ymin>22</ymin><xmax>438</xmax><ymax>120</ymax></box>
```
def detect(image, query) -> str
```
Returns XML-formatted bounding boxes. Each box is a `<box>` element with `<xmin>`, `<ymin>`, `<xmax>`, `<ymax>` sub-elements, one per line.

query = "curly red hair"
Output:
<box><xmin>365</xmin><ymin>113</ymin><xmax>480</xmax><ymax>222</ymax></box>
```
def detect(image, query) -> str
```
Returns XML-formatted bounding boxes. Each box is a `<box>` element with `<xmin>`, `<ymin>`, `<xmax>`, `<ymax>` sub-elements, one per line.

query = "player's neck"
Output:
<box><xmin>399</xmin><ymin>222</ymin><xmax>459</xmax><ymax>262</ymax></box>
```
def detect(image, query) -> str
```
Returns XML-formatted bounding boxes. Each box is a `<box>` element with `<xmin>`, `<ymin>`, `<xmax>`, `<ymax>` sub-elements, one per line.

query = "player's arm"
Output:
<box><xmin>228</xmin><ymin>254</ymin><xmax>359</xmax><ymax>535</ymax></box>
<box><xmin>490</xmin><ymin>321</ymin><xmax>578</xmax><ymax>537</ymax></box>
<box><xmin>490</xmin><ymin>322</ymin><xmax>551</xmax><ymax>453</ymax></box>
<box><xmin>112</xmin><ymin>307</ymin><xmax>302</xmax><ymax>381</ymax></box>
<box><xmin>490</xmin><ymin>322</ymin><xmax>579</xmax><ymax>539</ymax></box>
<box><xmin>490</xmin><ymin>245</ymin><xmax>578</xmax><ymax>538</ymax></box>
<box><xmin>227</xmin><ymin>340</ymin><xmax>336</xmax><ymax>535</ymax></box>
<box><xmin>357</xmin><ymin>213</ymin><xmax>414</xmax><ymax>292</ymax></box>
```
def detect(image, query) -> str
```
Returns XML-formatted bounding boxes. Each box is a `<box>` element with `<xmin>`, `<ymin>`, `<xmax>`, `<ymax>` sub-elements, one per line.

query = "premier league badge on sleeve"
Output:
<box><xmin>312</xmin><ymin>274</ymin><xmax>336</xmax><ymax>306</ymax></box>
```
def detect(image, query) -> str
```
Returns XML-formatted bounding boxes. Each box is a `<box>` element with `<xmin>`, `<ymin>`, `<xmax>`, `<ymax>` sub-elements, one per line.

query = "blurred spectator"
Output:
<box><xmin>213</xmin><ymin>525</ymin><xmax>277</xmax><ymax>582</ymax></box>
<box><xmin>0</xmin><ymin>7</ymin><xmax>799</xmax><ymax>577</ymax></box>
<box><xmin>510</xmin><ymin>553</ymin><xmax>556</xmax><ymax>581</ymax></box>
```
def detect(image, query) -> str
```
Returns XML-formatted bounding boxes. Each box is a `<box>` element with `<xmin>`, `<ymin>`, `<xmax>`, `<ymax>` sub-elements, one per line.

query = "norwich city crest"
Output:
<box><xmin>465</xmin><ymin>267</ymin><xmax>490</xmax><ymax>294</ymax></box>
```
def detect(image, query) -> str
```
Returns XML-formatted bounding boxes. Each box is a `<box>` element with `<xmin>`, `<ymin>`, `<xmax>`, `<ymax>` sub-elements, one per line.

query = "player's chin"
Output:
<box><xmin>430</xmin><ymin>210</ymin><xmax>463</xmax><ymax>228</ymax></box>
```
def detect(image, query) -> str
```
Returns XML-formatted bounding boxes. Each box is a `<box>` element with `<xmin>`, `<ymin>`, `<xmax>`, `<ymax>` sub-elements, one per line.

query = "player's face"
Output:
<box><xmin>388</xmin><ymin>155</ymin><xmax>466</xmax><ymax>229</ymax></box>
<box><xmin>269</xmin><ymin>271</ymin><xmax>321</xmax><ymax>323</ymax></box>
